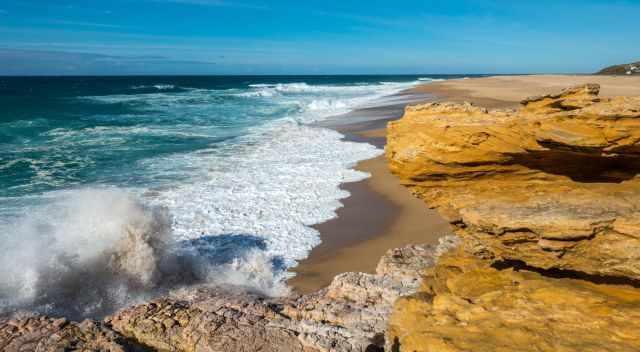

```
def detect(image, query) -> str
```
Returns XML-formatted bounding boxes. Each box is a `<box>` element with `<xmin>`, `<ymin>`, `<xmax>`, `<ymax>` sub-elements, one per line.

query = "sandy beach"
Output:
<box><xmin>288</xmin><ymin>92</ymin><xmax>452</xmax><ymax>293</ymax></box>
<box><xmin>289</xmin><ymin>74</ymin><xmax>640</xmax><ymax>293</ymax></box>
<box><xmin>414</xmin><ymin>74</ymin><xmax>640</xmax><ymax>102</ymax></box>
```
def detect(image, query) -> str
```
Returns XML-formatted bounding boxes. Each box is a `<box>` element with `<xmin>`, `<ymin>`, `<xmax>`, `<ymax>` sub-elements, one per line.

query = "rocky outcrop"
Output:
<box><xmin>387</xmin><ymin>247</ymin><xmax>640</xmax><ymax>352</ymax></box>
<box><xmin>280</xmin><ymin>237</ymin><xmax>458</xmax><ymax>351</ymax></box>
<box><xmin>0</xmin><ymin>315</ymin><xmax>136</xmax><ymax>352</ymax></box>
<box><xmin>0</xmin><ymin>238</ymin><xmax>458</xmax><ymax>351</ymax></box>
<box><xmin>598</xmin><ymin>61</ymin><xmax>640</xmax><ymax>75</ymax></box>
<box><xmin>387</xmin><ymin>84</ymin><xmax>640</xmax><ymax>279</ymax></box>
<box><xmin>385</xmin><ymin>84</ymin><xmax>640</xmax><ymax>351</ymax></box>
<box><xmin>106</xmin><ymin>239</ymin><xmax>457</xmax><ymax>352</ymax></box>
<box><xmin>107</xmin><ymin>288</ymin><xmax>308</xmax><ymax>352</ymax></box>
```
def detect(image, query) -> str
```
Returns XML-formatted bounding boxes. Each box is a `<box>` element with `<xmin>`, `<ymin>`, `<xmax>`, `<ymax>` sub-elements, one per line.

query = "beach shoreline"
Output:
<box><xmin>289</xmin><ymin>74</ymin><xmax>640</xmax><ymax>294</ymax></box>
<box><xmin>288</xmin><ymin>87</ymin><xmax>451</xmax><ymax>293</ymax></box>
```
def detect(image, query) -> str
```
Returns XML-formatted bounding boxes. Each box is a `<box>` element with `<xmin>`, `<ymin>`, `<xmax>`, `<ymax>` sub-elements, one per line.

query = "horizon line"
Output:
<box><xmin>0</xmin><ymin>72</ymin><xmax>580</xmax><ymax>78</ymax></box>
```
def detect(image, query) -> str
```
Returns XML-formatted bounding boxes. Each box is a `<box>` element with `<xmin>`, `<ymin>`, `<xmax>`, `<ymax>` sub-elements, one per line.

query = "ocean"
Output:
<box><xmin>0</xmin><ymin>75</ymin><xmax>465</xmax><ymax>319</ymax></box>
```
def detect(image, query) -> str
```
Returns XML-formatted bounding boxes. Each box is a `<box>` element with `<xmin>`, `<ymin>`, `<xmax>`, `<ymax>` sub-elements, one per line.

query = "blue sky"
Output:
<box><xmin>0</xmin><ymin>0</ymin><xmax>639</xmax><ymax>75</ymax></box>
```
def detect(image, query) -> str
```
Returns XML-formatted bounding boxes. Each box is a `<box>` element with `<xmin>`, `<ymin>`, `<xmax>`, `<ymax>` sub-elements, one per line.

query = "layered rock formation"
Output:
<box><xmin>385</xmin><ymin>84</ymin><xmax>640</xmax><ymax>351</ymax></box>
<box><xmin>387</xmin><ymin>246</ymin><xmax>640</xmax><ymax>352</ymax></box>
<box><xmin>1</xmin><ymin>238</ymin><xmax>458</xmax><ymax>352</ymax></box>
<box><xmin>387</xmin><ymin>84</ymin><xmax>640</xmax><ymax>278</ymax></box>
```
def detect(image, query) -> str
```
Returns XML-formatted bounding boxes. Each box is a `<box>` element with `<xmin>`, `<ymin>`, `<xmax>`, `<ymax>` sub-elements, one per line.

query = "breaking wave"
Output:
<box><xmin>131</xmin><ymin>84</ymin><xmax>178</xmax><ymax>90</ymax></box>
<box><xmin>0</xmin><ymin>189</ymin><xmax>287</xmax><ymax>320</ymax></box>
<box><xmin>0</xmin><ymin>76</ymin><xmax>429</xmax><ymax>320</ymax></box>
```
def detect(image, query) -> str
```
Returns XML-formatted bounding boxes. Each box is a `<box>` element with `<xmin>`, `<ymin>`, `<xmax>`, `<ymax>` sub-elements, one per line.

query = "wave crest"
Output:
<box><xmin>0</xmin><ymin>189</ymin><xmax>287</xmax><ymax>320</ymax></box>
<box><xmin>131</xmin><ymin>84</ymin><xmax>177</xmax><ymax>90</ymax></box>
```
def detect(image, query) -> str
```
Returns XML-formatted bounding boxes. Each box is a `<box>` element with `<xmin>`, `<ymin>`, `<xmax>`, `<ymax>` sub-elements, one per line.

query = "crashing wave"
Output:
<box><xmin>0</xmin><ymin>189</ymin><xmax>288</xmax><ymax>320</ymax></box>
<box><xmin>0</xmin><ymin>77</ymin><xmax>424</xmax><ymax>320</ymax></box>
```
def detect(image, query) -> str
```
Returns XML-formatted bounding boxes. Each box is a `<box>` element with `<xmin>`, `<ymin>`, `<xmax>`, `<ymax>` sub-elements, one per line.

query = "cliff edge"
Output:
<box><xmin>385</xmin><ymin>84</ymin><xmax>640</xmax><ymax>351</ymax></box>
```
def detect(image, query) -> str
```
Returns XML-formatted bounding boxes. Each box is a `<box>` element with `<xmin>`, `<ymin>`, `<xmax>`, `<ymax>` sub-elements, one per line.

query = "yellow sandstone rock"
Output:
<box><xmin>386</xmin><ymin>84</ymin><xmax>640</xmax><ymax>279</ymax></box>
<box><xmin>387</xmin><ymin>249</ymin><xmax>640</xmax><ymax>352</ymax></box>
<box><xmin>385</xmin><ymin>84</ymin><xmax>640</xmax><ymax>351</ymax></box>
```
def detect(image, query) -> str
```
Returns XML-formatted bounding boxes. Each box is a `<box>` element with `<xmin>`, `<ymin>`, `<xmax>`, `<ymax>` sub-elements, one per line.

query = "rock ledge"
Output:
<box><xmin>1</xmin><ymin>238</ymin><xmax>458</xmax><ymax>352</ymax></box>
<box><xmin>385</xmin><ymin>84</ymin><xmax>640</xmax><ymax>351</ymax></box>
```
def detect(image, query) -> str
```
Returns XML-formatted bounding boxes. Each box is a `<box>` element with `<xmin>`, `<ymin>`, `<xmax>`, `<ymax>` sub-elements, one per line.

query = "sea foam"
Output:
<box><xmin>0</xmin><ymin>188</ymin><xmax>292</xmax><ymax>319</ymax></box>
<box><xmin>145</xmin><ymin>119</ymin><xmax>382</xmax><ymax>277</ymax></box>
<box><xmin>0</xmin><ymin>189</ymin><xmax>180</xmax><ymax>319</ymax></box>
<box><xmin>0</xmin><ymin>78</ymin><xmax>419</xmax><ymax>319</ymax></box>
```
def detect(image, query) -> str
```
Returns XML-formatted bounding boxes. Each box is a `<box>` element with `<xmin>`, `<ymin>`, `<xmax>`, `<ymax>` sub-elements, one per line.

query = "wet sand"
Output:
<box><xmin>288</xmin><ymin>154</ymin><xmax>453</xmax><ymax>293</ymax></box>
<box><xmin>288</xmin><ymin>97</ymin><xmax>452</xmax><ymax>293</ymax></box>
<box><xmin>288</xmin><ymin>74</ymin><xmax>640</xmax><ymax>294</ymax></box>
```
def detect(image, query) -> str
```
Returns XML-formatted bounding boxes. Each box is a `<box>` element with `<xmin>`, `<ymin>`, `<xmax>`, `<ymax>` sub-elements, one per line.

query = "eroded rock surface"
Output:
<box><xmin>386</xmin><ymin>84</ymin><xmax>640</xmax><ymax>279</ymax></box>
<box><xmin>387</xmin><ymin>247</ymin><xmax>640</xmax><ymax>352</ymax></box>
<box><xmin>385</xmin><ymin>84</ymin><xmax>640</xmax><ymax>351</ymax></box>
<box><xmin>0</xmin><ymin>238</ymin><xmax>457</xmax><ymax>351</ymax></box>
<box><xmin>280</xmin><ymin>238</ymin><xmax>457</xmax><ymax>351</ymax></box>
<box><xmin>107</xmin><ymin>288</ymin><xmax>308</xmax><ymax>352</ymax></box>
<box><xmin>0</xmin><ymin>315</ymin><xmax>135</xmax><ymax>352</ymax></box>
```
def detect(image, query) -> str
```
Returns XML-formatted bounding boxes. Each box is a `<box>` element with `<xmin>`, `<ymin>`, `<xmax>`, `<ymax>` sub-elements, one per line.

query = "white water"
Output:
<box><xmin>0</xmin><ymin>78</ymin><xmax>425</xmax><ymax>319</ymax></box>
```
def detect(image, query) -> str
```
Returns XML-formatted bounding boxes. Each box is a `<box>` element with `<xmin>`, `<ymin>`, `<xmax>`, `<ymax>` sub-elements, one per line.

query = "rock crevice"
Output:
<box><xmin>385</xmin><ymin>84</ymin><xmax>640</xmax><ymax>351</ymax></box>
<box><xmin>387</xmin><ymin>84</ymin><xmax>640</xmax><ymax>279</ymax></box>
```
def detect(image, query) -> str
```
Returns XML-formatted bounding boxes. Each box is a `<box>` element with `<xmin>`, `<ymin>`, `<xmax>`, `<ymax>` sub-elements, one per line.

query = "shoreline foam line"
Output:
<box><xmin>0</xmin><ymin>78</ymin><xmax>430</xmax><ymax>320</ymax></box>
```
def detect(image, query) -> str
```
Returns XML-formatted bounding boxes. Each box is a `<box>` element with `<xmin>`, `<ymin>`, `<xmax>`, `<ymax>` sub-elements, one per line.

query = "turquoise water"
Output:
<box><xmin>0</xmin><ymin>74</ymin><xmax>470</xmax><ymax>319</ymax></box>
<box><xmin>1</xmin><ymin>76</ymin><xmax>382</xmax><ymax>197</ymax></box>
